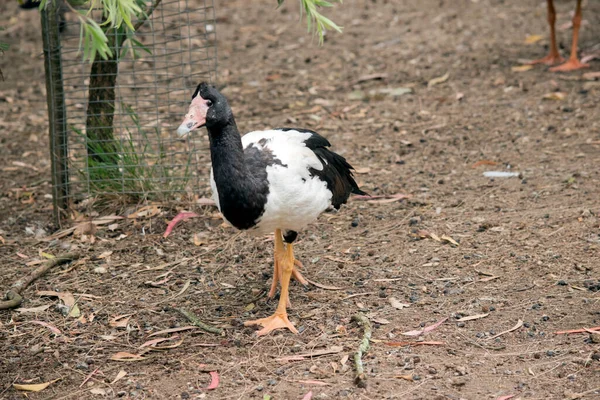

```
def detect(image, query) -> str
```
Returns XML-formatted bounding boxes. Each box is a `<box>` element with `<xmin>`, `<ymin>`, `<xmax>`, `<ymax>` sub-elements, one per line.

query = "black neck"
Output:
<box><xmin>207</xmin><ymin>118</ymin><xmax>245</xmax><ymax>174</ymax></box>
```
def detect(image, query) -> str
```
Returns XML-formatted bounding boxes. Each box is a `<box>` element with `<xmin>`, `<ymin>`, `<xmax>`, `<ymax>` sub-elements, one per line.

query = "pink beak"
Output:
<box><xmin>177</xmin><ymin>96</ymin><xmax>211</xmax><ymax>137</ymax></box>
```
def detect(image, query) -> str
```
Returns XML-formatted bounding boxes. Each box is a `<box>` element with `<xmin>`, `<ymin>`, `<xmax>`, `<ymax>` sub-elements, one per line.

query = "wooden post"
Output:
<box><xmin>41</xmin><ymin>0</ymin><xmax>69</xmax><ymax>227</ymax></box>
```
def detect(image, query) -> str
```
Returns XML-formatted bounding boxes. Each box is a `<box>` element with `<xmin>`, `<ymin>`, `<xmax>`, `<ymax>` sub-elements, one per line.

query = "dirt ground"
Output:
<box><xmin>1</xmin><ymin>0</ymin><xmax>600</xmax><ymax>399</ymax></box>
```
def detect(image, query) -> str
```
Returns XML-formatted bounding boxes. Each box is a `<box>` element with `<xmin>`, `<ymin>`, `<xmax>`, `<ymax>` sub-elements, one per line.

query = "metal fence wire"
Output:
<box><xmin>41</xmin><ymin>0</ymin><xmax>217</xmax><ymax>224</ymax></box>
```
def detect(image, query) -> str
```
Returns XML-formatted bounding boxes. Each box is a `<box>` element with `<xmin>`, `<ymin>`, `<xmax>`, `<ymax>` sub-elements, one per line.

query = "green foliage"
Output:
<box><xmin>282</xmin><ymin>0</ymin><xmax>343</xmax><ymax>44</ymax></box>
<box><xmin>40</xmin><ymin>0</ymin><xmax>146</xmax><ymax>63</ymax></box>
<box><xmin>74</xmin><ymin>103</ymin><xmax>192</xmax><ymax>200</ymax></box>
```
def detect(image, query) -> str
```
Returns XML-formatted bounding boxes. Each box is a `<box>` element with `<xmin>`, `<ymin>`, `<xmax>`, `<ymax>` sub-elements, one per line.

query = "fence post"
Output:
<box><xmin>41</xmin><ymin>0</ymin><xmax>69</xmax><ymax>227</ymax></box>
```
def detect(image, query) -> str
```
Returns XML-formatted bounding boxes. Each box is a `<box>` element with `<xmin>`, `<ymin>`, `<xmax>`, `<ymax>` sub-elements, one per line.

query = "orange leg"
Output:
<box><xmin>267</xmin><ymin>230</ymin><xmax>308</xmax><ymax>307</ymax></box>
<box><xmin>529</xmin><ymin>0</ymin><xmax>564</xmax><ymax>66</ymax></box>
<box><xmin>550</xmin><ymin>0</ymin><xmax>589</xmax><ymax>72</ymax></box>
<box><xmin>245</xmin><ymin>239</ymin><xmax>299</xmax><ymax>336</ymax></box>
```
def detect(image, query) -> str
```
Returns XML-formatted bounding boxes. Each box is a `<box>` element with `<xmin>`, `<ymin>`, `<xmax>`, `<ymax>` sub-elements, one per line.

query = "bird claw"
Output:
<box><xmin>549</xmin><ymin>59</ymin><xmax>589</xmax><ymax>72</ymax></box>
<box><xmin>244</xmin><ymin>312</ymin><xmax>299</xmax><ymax>336</ymax></box>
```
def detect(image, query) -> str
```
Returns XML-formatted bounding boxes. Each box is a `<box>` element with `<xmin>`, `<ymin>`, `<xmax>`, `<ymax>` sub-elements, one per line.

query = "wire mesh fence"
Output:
<box><xmin>42</xmin><ymin>0</ymin><xmax>217</xmax><ymax>224</ymax></box>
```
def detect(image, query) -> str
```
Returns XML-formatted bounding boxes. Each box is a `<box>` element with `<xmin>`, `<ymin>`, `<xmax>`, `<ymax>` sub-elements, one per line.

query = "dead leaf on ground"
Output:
<box><xmin>354</xmin><ymin>167</ymin><xmax>370</xmax><ymax>174</ymax></box>
<box><xmin>29</xmin><ymin>320</ymin><xmax>61</xmax><ymax>335</ymax></box>
<box><xmin>127</xmin><ymin>205</ymin><xmax>162</xmax><ymax>219</ymax></box>
<box><xmin>441</xmin><ymin>235</ymin><xmax>459</xmax><ymax>246</ymax></box>
<box><xmin>542</xmin><ymin>92</ymin><xmax>566</xmax><ymax>101</ymax></box>
<box><xmin>389</xmin><ymin>297</ymin><xmax>410</xmax><ymax>310</ymax></box>
<box><xmin>524</xmin><ymin>34</ymin><xmax>543</xmax><ymax>44</ymax></box>
<box><xmin>296</xmin><ymin>380</ymin><xmax>331</xmax><ymax>386</ymax></box>
<box><xmin>428</xmin><ymin>72</ymin><xmax>449</xmax><ymax>87</ymax></box>
<box><xmin>139</xmin><ymin>335</ymin><xmax>180</xmax><ymax>348</ymax></box>
<box><xmin>457</xmin><ymin>313</ymin><xmax>489</xmax><ymax>322</ymax></box>
<box><xmin>306</xmin><ymin>279</ymin><xmax>344</xmax><ymax>290</ymax></box>
<box><xmin>206</xmin><ymin>371</ymin><xmax>219</xmax><ymax>390</ymax></box>
<box><xmin>512</xmin><ymin>65</ymin><xmax>533</xmax><ymax>72</ymax></box>
<box><xmin>302</xmin><ymin>391</ymin><xmax>314</xmax><ymax>400</ymax></box>
<box><xmin>395</xmin><ymin>374</ymin><xmax>414</xmax><ymax>381</ymax></box>
<box><xmin>163</xmin><ymin>212</ymin><xmax>200</xmax><ymax>238</ymax></box>
<box><xmin>37</xmin><ymin>290</ymin><xmax>80</xmax><ymax>317</ymax></box>
<box><xmin>583</xmin><ymin>72</ymin><xmax>600</xmax><ymax>81</ymax></box>
<box><xmin>401</xmin><ymin>317</ymin><xmax>447</xmax><ymax>336</ymax></box>
<box><xmin>16</xmin><ymin>304</ymin><xmax>52</xmax><ymax>313</ymax></box>
<box><xmin>109</xmin><ymin>314</ymin><xmax>133</xmax><ymax>328</ymax></box>
<box><xmin>13</xmin><ymin>379</ymin><xmax>61</xmax><ymax>392</ymax></box>
<box><xmin>353</xmin><ymin>73</ymin><xmax>388</xmax><ymax>84</ymax></box>
<box><xmin>111</xmin><ymin>370</ymin><xmax>127</xmax><ymax>384</ymax></box>
<box><xmin>414</xmin><ymin>230</ymin><xmax>441</xmax><ymax>242</ymax></box>
<box><xmin>110</xmin><ymin>352</ymin><xmax>145</xmax><ymax>361</ymax></box>
<box><xmin>360</xmin><ymin>193</ymin><xmax>412</xmax><ymax>204</ymax></box>
<box><xmin>89</xmin><ymin>387</ymin><xmax>107</xmax><ymax>396</ymax></box>
<box><xmin>150</xmin><ymin>338</ymin><xmax>184</xmax><ymax>350</ymax></box>
<box><xmin>488</xmin><ymin>319</ymin><xmax>523</xmax><ymax>340</ymax></box>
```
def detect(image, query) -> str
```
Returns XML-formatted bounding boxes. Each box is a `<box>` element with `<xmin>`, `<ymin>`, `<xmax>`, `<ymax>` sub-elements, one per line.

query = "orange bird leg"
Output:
<box><xmin>529</xmin><ymin>0</ymin><xmax>564</xmax><ymax>65</ymax></box>
<box><xmin>245</xmin><ymin>239</ymin><xmax>299</xmax><ymax>336</ymax></box>
<box><xmin>267</xmin><ymin>231</ymin><xmax>308</xmax><ymax>307</ymax></box>
<box><xmin>550</xmin><ymin>0</ymin><xmax>589</xmax><ymax>72</ymax></box>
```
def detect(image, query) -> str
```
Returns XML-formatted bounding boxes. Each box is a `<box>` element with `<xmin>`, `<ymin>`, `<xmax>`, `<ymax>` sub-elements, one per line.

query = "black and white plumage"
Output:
<box><xmin>178</xmin><ymin>83</ymin><xmax>365</xmax><ymax>239</ymax></box>
<box><xmin>177</xmin><ymin>82</ymin><xmax>365</xmax><ymax>336</ymax></box>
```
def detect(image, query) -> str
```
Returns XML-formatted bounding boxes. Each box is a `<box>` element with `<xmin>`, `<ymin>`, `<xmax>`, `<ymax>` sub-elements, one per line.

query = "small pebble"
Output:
<box><xmin>351</xmin><ymin>218</ymin><xmax>359</xmax><ymax>227</ymax></box>
<box><xmin>268</xmin><ymin>379</ymin><xmax>277</xmax><ymax>386</ymax></box>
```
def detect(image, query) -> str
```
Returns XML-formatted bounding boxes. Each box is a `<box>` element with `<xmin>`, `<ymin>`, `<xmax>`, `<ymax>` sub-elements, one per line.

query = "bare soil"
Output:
<box><xmin>1</xmin><ymin>0</ymin><xmax>600</xmax><ymax>399</ymax></box>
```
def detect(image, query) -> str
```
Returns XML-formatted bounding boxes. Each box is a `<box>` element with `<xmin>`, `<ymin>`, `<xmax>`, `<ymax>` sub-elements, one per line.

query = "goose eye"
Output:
<box><xmin>206</xmin><ymin>100</ymin><xmax>213</xmax><ymax>107</ymax></box>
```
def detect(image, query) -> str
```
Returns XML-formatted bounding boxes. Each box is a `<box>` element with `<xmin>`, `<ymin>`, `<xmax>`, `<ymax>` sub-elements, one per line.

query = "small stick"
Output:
<box><xmin>555</xmin><ymin>326</ymin><xmax>600</xmax><ymax>335</ymax></box>
<box><xmin>0</xmin><ymin>253</ymin><xmax>80</xmax><ymax>310</ymax></box>
<box><xmin>351</xmin><ymin>313</ymin><xmax>372</xmax><ymax>388</ymax></box>
<box><xmin>172</xmin><ymin>307</ymin><xmax>223</xmax><ymax>335</ymax></box>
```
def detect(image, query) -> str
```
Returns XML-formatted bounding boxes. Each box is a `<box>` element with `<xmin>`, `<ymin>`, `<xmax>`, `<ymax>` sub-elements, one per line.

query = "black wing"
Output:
<box><xmin>277</xmin><ymin>128</ymin><xmax>367</xmax><ymax>209</ymax></box>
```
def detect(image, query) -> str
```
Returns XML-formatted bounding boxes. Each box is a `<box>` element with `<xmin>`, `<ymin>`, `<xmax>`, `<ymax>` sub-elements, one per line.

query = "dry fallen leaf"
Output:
<box><xmin>163</xmin><ymin>212</ymin><xmax>199</xmax><ymax>238</ymax></box>
<box><xmin>16</xmin><ymin>304</ymin><xmax>52</xmax><ymax>313</ymax></box>
<box><xmin>457</xmin><ymin>313</ymin><xmax>489</xmax><ymax>322</ymax></box>
<box><xmin>109</xmin><ymin>314</ymin><xmax>133</xmax><ymax>328</ymax></box>
<box><xmin>441</xmin><ymin>235</ymin><xmax>459</xmax><ymax>246</ymax></box>
<box><xmin>488</xmin><ymin>319</ymin><xmax>523</xmax><ymax>340</ymax></box>
<box><xmin>127</xmin><ymin>205</ymin><xmax>162</xmax><ymax>219</ymax></box>
<box><xmin>542</xmin><ymin>92</ymin><xmax>566</xmax><ymax>101</ymax></box>
<box><xmin>395</xmin><ymin>374</ymin><xmax>414</xmax><ymax>381</ymax></box>
<box><xmin>512</xmin><ymin>65</ymin><xmax>533</xmax><ymax>72</ymax></box>
<box><xmin>13</xmin><ymin>379</ymin><xmax>60</xmax><ymax>392</ymax></box>
<box><xmin>524</xmin><ymin>34</ymin><xmax>543</xmax><ymax>44</ymax></box>
<box><xmin>354</xmin><ymin>167</ymin><xmax>371</xmax><ymax>174</ymax></box>
<box><xmin>428</xmin><ymin>72</ymin><xmax>450</xmax><ymax>87</ymax></box>
<box><xmin>206</xmin><ymin>371</ymin><xmax>219</xmax><ymax>390</ymax></box>
<box><xmin>389</xmin><ymin>297</ymin><xmax>410</xmax><ymax>310</ymax></box>
<box><xmin>306</xmin><ymin>279</ymin><xmax>344</xmax><ymax>290</ymax></box>
<box><xmin>110</xmin><ymin>352</ymin><xmax>145</xmax><ymax>361</ymax></box>
<box><xmin>90</xmin><ymin>387</ymin><xmax>107</xmax><ymax>396</ymax></box>
<box><xmin>30</xmin><ymin>320</ymin><xmax>61</xmax><ymax>335</ymax></box>
<box><xmin>401</xmin><ymin>317</ymin><xmax>448</xmax><ymax>336</ymax></box>
<box><xmin>583</xmin><ymin>72</ymin><xmax>600</xmax><ymax>81</ymax></box>
<box><xmin>111</xmin><ymin>370</ymin><xmax>127</xmax><ymax>384</ymax></box>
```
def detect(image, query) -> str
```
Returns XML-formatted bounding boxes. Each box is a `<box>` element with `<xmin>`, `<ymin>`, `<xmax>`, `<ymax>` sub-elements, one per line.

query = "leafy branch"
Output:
<box><xmin>279</xmin><ymin>0</ymin><xmax>343</xmax><ymax>44</ymax></box>
<box><xmin>39</xmin><ymin>0</ymin><xmax>145</xmax><ymax>63</ymax></box>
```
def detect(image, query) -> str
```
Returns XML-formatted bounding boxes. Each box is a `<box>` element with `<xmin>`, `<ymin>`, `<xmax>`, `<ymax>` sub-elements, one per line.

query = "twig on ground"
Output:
<box><xmin>0</xmin><ymin>253</ymin><xmax>80</xmax><ymax>310</ymax></box>
<box><xmin>172</xmin><ymin>307</ymin><xmax>223</xmax><ymax>335</ymax></box>
<box><xmin>351</xmin><ymin>313</ymin><xmax>372</xmax><ymax>388</ymax></box>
